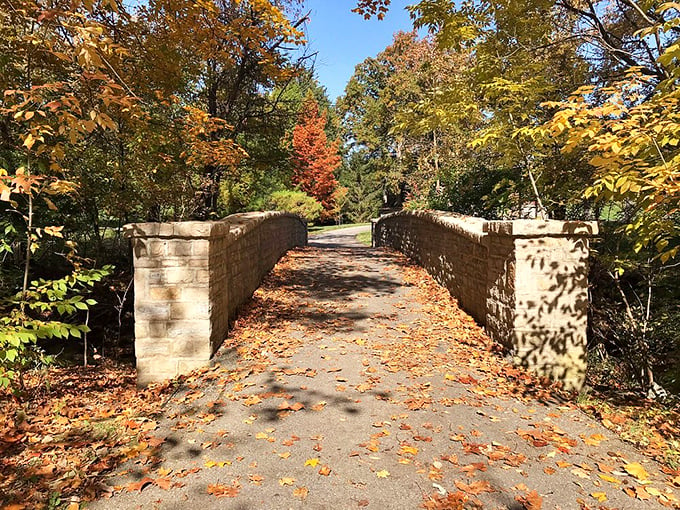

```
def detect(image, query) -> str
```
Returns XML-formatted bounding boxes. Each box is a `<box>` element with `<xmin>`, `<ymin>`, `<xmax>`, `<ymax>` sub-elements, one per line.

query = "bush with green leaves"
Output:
<box><xmin>0</xmin><ymin>265</ymin><xmax>112</xmax><ymax>389</ymax></box>
<box><xmin>266</xmin><ymin>190</ymin><xmax>323</xmax><ymax>223</ymax></box>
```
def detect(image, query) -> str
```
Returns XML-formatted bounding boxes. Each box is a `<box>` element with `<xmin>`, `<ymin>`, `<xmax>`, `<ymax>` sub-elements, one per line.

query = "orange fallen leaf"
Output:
<box><xmin>400</xmin><ymin>445</ymin><xmax>419</xmax><ymax>456</ymax></box>
<box><xmin>311</xmin><ymin>401</ymin><xmax>327</xmax><ymax>411</ymax></box>
<box><xmin>319</xmin><ymin>465</ymin><xmax>331</xmax><ymax>476</ymax></box>
<box><xmin>248</xmin><ymin>474</ymin><xmax>264</xmax><ymax>485</ymax></box>
<box><xmin>155</xmin><ymin>477</ymin><xmax>173</xmax><ymax>490</ymax></box>
<box><xmin>279</xmin><ymin>477</ymin><xmax>296</xmax><ymax>486</ymax></box>
<box><xmin>127</xmin><ymin>477</ymin><xmax>154</xmax><ymax>493</ymax></box>
<box><xmin>207</xmin><ymin>481</ymin><xmax>241</xmax><ymax>498</ymax></box>
<box><xmin>454</xmin><ymin>480</ymin><xmax>494</xmax><ymax>495</ymax></box>
<box><xmin>293</xmin><ymin>486</ymin><xmax>309</xmax><ymax>500</ymax></box>
<box><xmin>635</xmin><ymin>486</ymin><xmax>651</xmax><ymax>500</ymax></box>
<box><xmin>515</xmin><ymin>490</ymin><xmax>542</xmax><ymax>510</ymax></box>
<box><xmin>596</xmin><ymin>462</ymin><xmax>614</xmax><ymax>474</ymax></box>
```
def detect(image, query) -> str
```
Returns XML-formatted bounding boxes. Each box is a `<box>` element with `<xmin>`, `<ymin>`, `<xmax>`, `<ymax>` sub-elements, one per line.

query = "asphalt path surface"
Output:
<box><xmin>90</xmin><ymin>226</ymin><xmax>676</xmax><ymax>509</ymax></box>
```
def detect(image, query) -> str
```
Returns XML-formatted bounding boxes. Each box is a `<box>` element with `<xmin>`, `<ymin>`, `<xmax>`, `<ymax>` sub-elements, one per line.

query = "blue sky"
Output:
<box><xmin>298</xmin><ymin>0</ymin><xmax>417</xmax><ymax>102</ymax></box>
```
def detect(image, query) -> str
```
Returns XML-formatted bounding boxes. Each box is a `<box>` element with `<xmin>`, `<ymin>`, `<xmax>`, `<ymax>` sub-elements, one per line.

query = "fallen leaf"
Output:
<box><xmin>454</xmin><ymin>480</ymin><xmax>494</xmax><ymax>495</ymax></box>
<box><xmin>400</xmin><ymin>445</ymin><xmax>419</xmax><ymax>456</ymax></box>
<box><xmin>514</xmin><ymin>490</ymin><xmax>543</xmax><ymax>510</ymax></box>
<box><xmin>591</xmin><ymin>492</ymin><xmax>608</xmax><ymax>503</ymax></box>
<box><xmin>126</xmin><ymin>477</ymin><xmax>154</xmax><ymax>493</ymax></box>
<box><xmin>635</xmin><ymin>486</ymin><xmax>651</xmax><ymax>500</ymax></box>
<box><xmin>624</xmin><ymin>462</ymin><xmax>650</xmax><ymax>481</ymax></box>
<box><xmin>376</xmin><ymin>470</ymin><xmax>390</xmax><ymax>478</ymax></box>
<box><xmin>305</xmin><ymin>458</ymin><xmax>320</xmax><ymax>467</ymax></box>
<box><xmin>279</xmin><ymin>477</ymin><xmax>296</xmax><ymax>486</ymax></box>
<box><xmin>293</xmin><ymin>486</ymin><xmax>309</xmax><ymax>500</ymax></box>
<box><xmin>319</xmin><ymin>465</ymin><xmax>331</xmax><ymax>476</ymax></box>
<box><xmin>155</xmin><ymin>477</ymin><xmax>172</xmax><ymax>490</ymax></box>
<box><xmin>248</xmin><ymin>474</ymin><xmax>264</xmax><ymax>485</ymax></box>
<box><xmin>598</xmin><ymin>474</ymin><xmax>622</xmax><ymax>485</ymax></box>
<box><xmin>207</xmin><ymin>481</ymin><xmax>241</xmax><ymax>498</ymax></box>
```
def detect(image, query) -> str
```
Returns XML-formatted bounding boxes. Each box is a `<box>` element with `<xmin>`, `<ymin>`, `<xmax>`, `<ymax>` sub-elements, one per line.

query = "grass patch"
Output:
<box><xmin>308</xmin><ymin>223</ymin><xmax>370</xmax><ymax>235</ymax></box>
<box><xmin>356</xmin><ymin>231</ymin><xmax>372</xmax><ymax>246</ymax></box>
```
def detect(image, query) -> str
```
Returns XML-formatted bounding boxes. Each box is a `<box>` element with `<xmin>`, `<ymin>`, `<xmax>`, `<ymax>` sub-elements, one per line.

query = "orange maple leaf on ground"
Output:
<box><xmin>515</xmin><ymin>490</ymin><xmax>543</xmax><ymax>510</ymax></box>
<box><xmin>126</xmin><ymin>477</ymin><xmax>154</xmax><ymax>493</ymax></box>
<box><xmin>207</xmin><ymin>481</ymin><xmax>241</xmax><ymax>498</ymax></box>
<box><xmin>454</xmin><ymin>479</ymin><xmax>494</xmax><ymax>495</ymax></box>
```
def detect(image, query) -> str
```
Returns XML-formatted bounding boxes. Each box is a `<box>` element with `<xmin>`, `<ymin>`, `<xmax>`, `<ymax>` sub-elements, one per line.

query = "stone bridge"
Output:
<box><xmin>125</xmin><ymin>210</ymin><xmax>597</xmax><ymax>390</ymax></box>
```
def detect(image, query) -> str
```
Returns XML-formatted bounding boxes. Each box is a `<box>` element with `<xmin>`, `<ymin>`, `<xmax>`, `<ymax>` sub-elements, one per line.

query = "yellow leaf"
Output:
<box><xmin>598</xmin><ymin>474</ymin><xmax>622</xmax><ymax>484</ymax></box>
<box><xmin>279</xmin><ymin>477</ymin><xmax>295</xmax><ymax>486</ymax></box>
<box><xmin>305</xmin><ymin>458</ymin><xmax>319</xmax><ymax>467</ymax></box>
<box><xmin>400</xmin><ymin>445</ymin><xmax>419</xmax><ymax>456</ymax></box>
<box><xmin>376</xmin><ymin>470</ymin><xmax>390</xmax><ymax>478</ymax></box>
<box><xmin>624</xmin><ymin>462</ymin><xmax>650</xmax><ymax>481</ymax></box>
<box><xmin>591</xmin><ymin>492</ymin><xmax>607</xmax><ymax>502</ymax></box>
<box><xmin>255</xmin><ymin>432</ymin><xmax>268</xmax><ymax>440</ymax></box>
<box><xmin>44</xmin><ymin>226</ymin><xmax>64</xmax><ymax>238</ymax></box>
<box><xmin>23</xmin><ymin>133</ymin><xmax>35</xmax><ymax>149</ymax></box>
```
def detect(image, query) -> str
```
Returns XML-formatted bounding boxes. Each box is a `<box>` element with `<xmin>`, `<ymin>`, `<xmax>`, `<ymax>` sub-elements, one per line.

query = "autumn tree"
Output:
<box><xmin>290</xmin><ymin>96</ymin><xmax>342</xmax><ymax>221</ymax></box>
<box><xmin>338</xmin><ymin>32</ymin><xmax>473</xmax><ymax>209</ymax></box>
<box><xmin>0</xmin><ymin>0</ymin><xmax>313</xmax><ymax>386</ymax></box>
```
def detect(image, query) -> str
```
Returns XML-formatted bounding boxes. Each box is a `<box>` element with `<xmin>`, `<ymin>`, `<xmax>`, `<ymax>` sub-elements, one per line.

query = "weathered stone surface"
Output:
<box><xmin>373</xmin><ymin>210</ymin><xmax>597</xmax><ymax>391</ymax></box>
<box><xmin>125</xmin><ymin>211</ymin><xmax>307</xmax><ymax>385</ymax></box>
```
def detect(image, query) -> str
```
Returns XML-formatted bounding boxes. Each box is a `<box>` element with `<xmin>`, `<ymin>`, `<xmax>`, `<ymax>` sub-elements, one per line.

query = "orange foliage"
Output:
<box><xmin>290</xmin><ymin>96</ymin><xmax>341</xmax><ymax>220</ymax></box>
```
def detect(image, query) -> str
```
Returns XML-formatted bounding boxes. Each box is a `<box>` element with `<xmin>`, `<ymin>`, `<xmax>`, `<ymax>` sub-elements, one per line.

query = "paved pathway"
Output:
<box><xmin>92</xmin><ymin>228</ymin><xmax>677</xmax><ymax>509</ymax></box>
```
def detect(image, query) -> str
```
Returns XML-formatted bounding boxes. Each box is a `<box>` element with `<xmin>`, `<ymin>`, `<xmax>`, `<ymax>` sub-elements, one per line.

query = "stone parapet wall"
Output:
<box><xmin>124</xmin><ymin>212</ymin><xmax>307</xmax><ymax>385</ymax></box>
<box><xmin>373</xmin><ymin>210</ymin><xmax>597</xmax><ymax>390</ymax></box>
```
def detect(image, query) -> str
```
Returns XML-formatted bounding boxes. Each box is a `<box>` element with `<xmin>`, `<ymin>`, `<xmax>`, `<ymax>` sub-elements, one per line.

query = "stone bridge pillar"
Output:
<box><xmin>124</xmin><ymin>212</ymin><xmax>307</xmax><ymax>385</ymax></box>
<box><xmin>485</xmin><ymin>221</ymin><xmax>597</xmax><ymax>390</ymax></box>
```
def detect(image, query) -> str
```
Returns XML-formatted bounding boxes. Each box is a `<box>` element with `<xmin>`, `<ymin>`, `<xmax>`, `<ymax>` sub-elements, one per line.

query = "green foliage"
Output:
<box><xmin>339</xmin><ymin>151</ymin><xmax>383</xmax><ymax>222</ymax></box>
<box><xmin>266</xmin><ymin>190</ymin><xmax>323</xmax><ymax>223</ymax></box>
<box><xmin>0</xmin><ymin>266</ymin><xmax>112</xmax><ymax>388</ymax></box>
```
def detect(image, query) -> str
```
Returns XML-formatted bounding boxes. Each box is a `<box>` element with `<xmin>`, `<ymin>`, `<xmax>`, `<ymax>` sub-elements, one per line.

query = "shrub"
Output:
<box><xmin>266</xmin><ymin>190</ymin><xmax>323</xmax><ymax>223</ymax></box>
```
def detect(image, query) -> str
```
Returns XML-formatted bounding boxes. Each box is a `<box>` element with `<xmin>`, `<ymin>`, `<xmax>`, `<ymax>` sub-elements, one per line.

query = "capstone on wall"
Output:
<box><xmin>124</xmin><ymin>212</ymin><xmax>307</xmax><ymax>385</ymax></box>
<box><xmin>373</xmin><ymin>211</ymin><xmax>597</xmax><ymax>391</ymax></box>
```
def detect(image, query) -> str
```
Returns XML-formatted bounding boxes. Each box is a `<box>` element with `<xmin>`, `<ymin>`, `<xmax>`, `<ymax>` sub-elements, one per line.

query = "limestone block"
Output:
<box><xmin>135</xmin><ymin>340</ymin><xmax>172</xmax><ymax>358</ymax></box>
<box><xmin>135</xmin><ymin>303</ymin><xmax>170</xmax><ymax>321</ymax></box>
<box><xmin>172</xmin><ymin>338</ymin><xmax>213</xmax><ymax>359</ymax></box>
<box><xmin>165</xmin><ymin>267</ymin><xmax>195</xmax><ymax>284</ymax></box>
<box><xmin>149</xmin><ymin>287</ymin><xmax>181</xmax><ymax>301</ymax></box>
<box><xmin>167</xmin><ymin>320</ymin><xmax>211</xmax><ymax>339</ymax></box>
<box><xmin>171</xmin><ymin>302</ymin><xmax>210</xmax><ymax>320</ymax></box>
